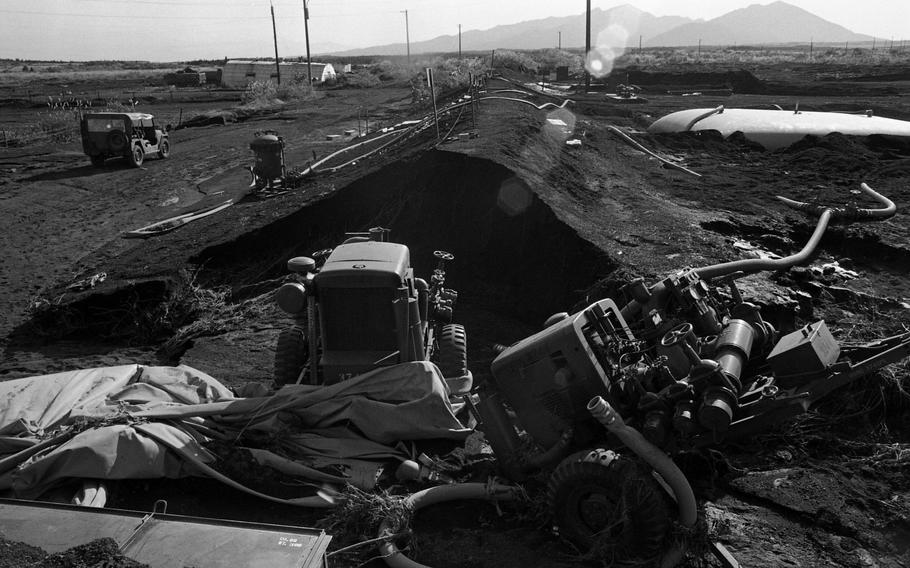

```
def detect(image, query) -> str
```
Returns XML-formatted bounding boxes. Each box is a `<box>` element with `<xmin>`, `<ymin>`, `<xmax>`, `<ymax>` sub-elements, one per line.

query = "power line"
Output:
<box><xmin>0</xmin><ymin>7</ymin><xmax>402</xmax><ymax>19</ymax></box>
<box><xmin>73</xmin><ymin>0</ymin><xmax>261</xmax><ymax>5</ymax></box>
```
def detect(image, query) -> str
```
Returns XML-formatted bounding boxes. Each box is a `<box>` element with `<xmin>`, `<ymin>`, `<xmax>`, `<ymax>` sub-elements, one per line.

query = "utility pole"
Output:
<box><xmin>585</xmin><ymin>0</ymin><xmax>591</xmax><ymax>93</ymax></box>
<box><xmin>302</xmin><ymin>0</ymin><xmax>312</xmax><ymax>84</ymax></box>
<box><xmin>459</xmin><ymin>24</ymin><xmax>462</xmax><ymax>58</ymax></box>
<box><xmin>809</xmin><ymin>37</ymin><xmax>813</xmax><ymax>58</ymax></box>
<box><xmin>401</xmin><ymin>10</ymin><xmax>410</xmax><ymax>66</ymax></box>
<box><xmin>426</xmin><ymin>68</ymin><xmax>439</xmax><ymax>139</ymax></box>
<box><xmin>698</xmin><ymin>38</ymin><xmax>701</xmax><ymax>60</ymax></box>
<box><xmin>270</xmin><ymin>1</ymin><xmax>280</xmax><ymax>84</ymax></box>
<box><xmin>639</xmin><ymin>35</ymin><xmax>642</xmax><ymax>53</ymax></box>
<box><xmin>558</xmin><ymin>31</ymin><xmax>561</xmax><ymax>49</ymax></box>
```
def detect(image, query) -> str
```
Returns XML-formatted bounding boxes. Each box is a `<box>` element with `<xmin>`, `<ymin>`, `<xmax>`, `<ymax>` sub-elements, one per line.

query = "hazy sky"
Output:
<box><xmin>1</xmin><ymin>0</ymin><xmax>908</xmax><ymax>61</ymax></box>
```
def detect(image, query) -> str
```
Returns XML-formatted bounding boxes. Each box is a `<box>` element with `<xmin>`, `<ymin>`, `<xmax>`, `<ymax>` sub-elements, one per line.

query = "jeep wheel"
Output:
<box><xmin>158</xmin><ymin>139</ymin><xmax>170</xmax><ymax>159</ymax></box>
<box><xmin>435</xmin><ymin>323</ymin><xmax>468</xmax><ymax>379</ymax></box>
<box><xmin>90</xmin><ymin>155</ymin><xmax>105</xmax><ymax>167</ymax></box>
<box><xmin>274</xmin><ymin>325</ymin><xmax>309</xmax><ymax>386</ymax></box>
<box><xmin>129</xmin><ymin>144</ymin><xmax>144</xmax><ymax>168</ymax></box>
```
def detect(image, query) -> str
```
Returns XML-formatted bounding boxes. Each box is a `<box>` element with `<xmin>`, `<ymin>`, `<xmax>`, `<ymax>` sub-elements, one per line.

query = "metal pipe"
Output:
<box><xmin>607</xmin><ymin>125</ymin><xmax>701</xmax><ymax>177</ymax></box>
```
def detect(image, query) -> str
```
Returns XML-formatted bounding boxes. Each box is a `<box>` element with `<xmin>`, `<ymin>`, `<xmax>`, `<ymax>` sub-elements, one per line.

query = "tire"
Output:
<box><xmin>547</xmin><ymin>456</ymin><xmax>670</xmax><ymax>563</ymax></box>
<box><xmin>274</xmin><ymin>325</ymin><xmax>309</xmax><ymax>386</ymax></box>
<box><xmin>129</xmin><ymin>144</ymin><xmax>144</xmax><ymax>168</ymax></box>
<box><xmin>158</xmin><ymin>139</ymin><xmax>170</xmax><ymax>159</ymax></box>
<box><xmin>435</xmin><ymin>323</ymin><xmax>467</xmax><ymax>378</ymax></box>
<box><xmin>90</xmin><ymin>155</ymin><xmax>105</xmax><ymax>167</ymax></box>
<box><xmin>107</xmin><ymin>130</ymin><xmax>126</xmax><ymax>151</ymax></box>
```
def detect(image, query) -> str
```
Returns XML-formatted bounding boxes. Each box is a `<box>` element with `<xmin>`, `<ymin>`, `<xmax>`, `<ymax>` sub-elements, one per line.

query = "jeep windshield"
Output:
<box><xmin>85</xmin><ymin>117</ymin><xmax>126</xmax><ymax>133</ymax></box>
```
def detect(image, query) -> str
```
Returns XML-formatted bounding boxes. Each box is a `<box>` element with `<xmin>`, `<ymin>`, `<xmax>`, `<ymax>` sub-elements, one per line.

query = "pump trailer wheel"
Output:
<box><xmin>547</xmin><ymin>455</ymin><xmax>671</xmax><ymax>563</ymax></box>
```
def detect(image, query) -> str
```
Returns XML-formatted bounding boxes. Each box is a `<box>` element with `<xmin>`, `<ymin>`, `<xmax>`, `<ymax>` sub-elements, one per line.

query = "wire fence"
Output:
<box><xmin>0</xmin><ymin>86</ymin><xmax>248</xmax><ymax>148</ymax></box>
<box><xmin>1</xmin><ymin>87</ymin><xmax>245</xmax><ymax>106</ymax></box>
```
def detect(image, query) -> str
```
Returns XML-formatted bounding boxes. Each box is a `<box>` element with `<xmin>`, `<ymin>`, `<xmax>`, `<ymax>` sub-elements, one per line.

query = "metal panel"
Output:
<box><xmin>0</xmin><ymin>498</ymin><xmax>330</xmax><ymax>568</ymax></box>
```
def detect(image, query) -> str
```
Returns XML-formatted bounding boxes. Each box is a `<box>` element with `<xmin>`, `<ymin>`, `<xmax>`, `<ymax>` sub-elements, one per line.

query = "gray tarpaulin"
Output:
<box><xmin>0</xmin><ymin>361</ymin><xmax>469</xmax><ymax>498</ymax></box>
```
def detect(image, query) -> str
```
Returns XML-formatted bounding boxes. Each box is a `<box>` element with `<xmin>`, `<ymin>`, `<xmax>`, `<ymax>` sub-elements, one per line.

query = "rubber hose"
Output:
<box><xmin>683</xmin><ymin>105</ymin><xmax>725</xmax><ymax>131</ymax></box>
<box><xmin>478</xmin><ymin>95</ymin><xmax>574</xmax><ymax>110</ymax></box>
<box><xmin>777</xmin><ymin>182</ymin><xmax>896</xmax><ymax>220</ymax></box>
<box><xmin>696</xmin><ymin>208</ymin><xmax>832</xmax><ymax>280</ymax></box>
<box><xmin>522</xmin><ymin>428</ymin><xmax>573</xmax><ymax>472</ymax></box>
<box><xmin>587</xmin><ymin>397</ymin><xmax>697</xmax><ymax>528</ymax></box>
<box><xmin>378</xmin><ymin>483</ymin><xmax>521</xmax><ymax>568</ymax></box>
<box><xmin>134</xmin><ymin>423</ymin><xmax>334</xmax><ymax>508</ymax></box>
<box><xmin>0</xmin><ymin>431</ymin><xmax>75</xmax><ymax>477</ymax></box>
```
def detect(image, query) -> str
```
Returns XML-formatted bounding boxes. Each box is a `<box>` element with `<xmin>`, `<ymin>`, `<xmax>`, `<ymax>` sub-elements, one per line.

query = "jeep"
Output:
<box><xmin>80</xmin><ymin>112</ymin><xmax>170</xmax><ymax>168</ymax></box>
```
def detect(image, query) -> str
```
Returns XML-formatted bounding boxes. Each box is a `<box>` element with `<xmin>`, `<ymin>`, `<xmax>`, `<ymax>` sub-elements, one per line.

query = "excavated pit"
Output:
<box><xmin>193</xmin><ymin>150</ymin><xmax>618</xmax><ymax>367</ymax></box>
<box><xmin>6</xmin><ymin>151</ymin><xmax>618</xmax><ymax>376</ymax></box>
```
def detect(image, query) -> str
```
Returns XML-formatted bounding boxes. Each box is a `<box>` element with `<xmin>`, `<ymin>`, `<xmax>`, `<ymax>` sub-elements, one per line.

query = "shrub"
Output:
<box><xmin>241</xmin><ymin>79</ymin><xmax>314</xmax><ymax>107</ymax></box>
<box><xmin>493</xmin><ymin>50</ymin><xmax>540</xmax><ymax>73</ymax></box>
<box><xmin>535</xmin><ymin>49</ymin><xmax>585</xmax><ymax>75</ymax></box>
<box><xmin>408</xmin><ymin>57</ymin><xmax>487</xmax><ymax>105</ymax></box>
<box><xmin>374</xmin><ymin>59</ymin><xmax>410</xmax><ymax>82</ymax></box>
<box><xmin>342</xmin><ymin>69</ymin><xmax>381</xmax><ymax>89</ymax></box>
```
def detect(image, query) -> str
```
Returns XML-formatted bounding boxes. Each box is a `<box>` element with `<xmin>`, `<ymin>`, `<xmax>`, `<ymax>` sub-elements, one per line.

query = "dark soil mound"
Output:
<box><xmin>0</xmin><ymin>536</ymin><xmax>149</xmax><ymax>568</ymax></box>
<box><xmin>625</xmin><ymin>67</ymin><xmax>765</xmax><ymax>93</ymax></box>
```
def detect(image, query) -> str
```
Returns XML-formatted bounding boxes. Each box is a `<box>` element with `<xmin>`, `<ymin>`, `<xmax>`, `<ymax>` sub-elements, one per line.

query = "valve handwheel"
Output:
<box><xmin>434</xmin><ymin>250</ymin><xmax>454</xmax><ymax>261</ymax></box>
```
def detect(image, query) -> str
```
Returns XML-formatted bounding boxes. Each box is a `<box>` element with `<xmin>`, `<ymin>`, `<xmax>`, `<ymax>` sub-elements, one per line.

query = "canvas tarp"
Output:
<box><xmin>0</xmin><ymin>361</ymin><xmax>469</xmax><ymax>499</ymax></box>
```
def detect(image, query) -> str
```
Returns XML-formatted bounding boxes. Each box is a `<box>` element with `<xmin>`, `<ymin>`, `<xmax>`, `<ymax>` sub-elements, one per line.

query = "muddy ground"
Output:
<box><xmin>1</xmin><ymin>62</ymin><xmax>909</xmax><ymax>567</ymax></box>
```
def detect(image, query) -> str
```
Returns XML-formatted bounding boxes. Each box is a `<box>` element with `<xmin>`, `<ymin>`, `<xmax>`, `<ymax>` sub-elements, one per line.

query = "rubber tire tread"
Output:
<box><xmin>129</xmin><ymin>144</ymin><xmax>144</xmax><ymax>168</ymax></box>
<box><xmin>547</xmin><ymin>457</ymin><xmax>670</xmax><ymax>561</ymax></box>
<box><xmin>158</xmin><ymin>139</ymin><xmax>170</xmax><ymax>159</ymax></box>
<box><xmin>435</xmin><ymin>323</ymin><xmax>467</xmax><ymax>378</ymax></box>
<box><xmin>274</xmin><ymin>325</ymin><xmax>308</xmax><ymax>386</ymax></box>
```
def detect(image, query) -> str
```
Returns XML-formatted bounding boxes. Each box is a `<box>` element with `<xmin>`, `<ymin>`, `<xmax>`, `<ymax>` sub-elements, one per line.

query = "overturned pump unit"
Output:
<box><xmin>478</xmin><ymin>183</ymin><xmax>910</xmax><ymax>557</ymax></box>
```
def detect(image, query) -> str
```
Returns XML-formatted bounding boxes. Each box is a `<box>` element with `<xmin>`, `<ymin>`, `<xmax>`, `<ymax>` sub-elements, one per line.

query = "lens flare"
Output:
<box><xmin>585</xmin><ymin>24</ymin><xmax>630</xmax><ymax>79</ymax></box>
<box><xmin>497</xmin><ymin>176</ymin><xmax>534</xmax><ymax>217</ymax></box>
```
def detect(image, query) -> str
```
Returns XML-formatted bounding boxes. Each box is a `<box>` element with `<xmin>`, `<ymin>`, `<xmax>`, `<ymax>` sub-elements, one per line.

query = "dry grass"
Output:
<box><xmin>158</xmin><ymin>276</ymin><xmax>277</xmax><ymax>361</ymax></box>
<box><xmin>621</xmin><ymin>46</ymin><xmax>910</xmax><ymax>67</ymax></box>
<box><xmin>239</xmin><ymin>79</ymin><xmax>318</xmax><ymax>110</ymax></box>
<box><xmin>0</xmin><ymin>66</ymin><xmax>171</xmax><ymax>88</ymax></box>
<box><xmin>320</xmin><ymin>484</ymin><xmax>413</xmax><ymax>565</ymax></box>
<box><xmin>25</xmin><ymin>268</ymin><xmax>253</xmax><ymax>346</ymax></box>
<box><xmin>1</xmin><ymin>95</ymin><xmax>145</xmax><ymax>147</ymax></box>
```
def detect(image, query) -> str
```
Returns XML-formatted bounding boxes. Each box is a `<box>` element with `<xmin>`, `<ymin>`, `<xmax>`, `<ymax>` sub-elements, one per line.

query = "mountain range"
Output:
<box><xmin>325</xmin><ymin>2</ymin><xmax>877</xmax><ymax>56</ymax></box>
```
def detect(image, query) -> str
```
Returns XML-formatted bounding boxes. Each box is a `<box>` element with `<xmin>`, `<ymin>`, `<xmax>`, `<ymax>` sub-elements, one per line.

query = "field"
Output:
<box><xmin>1</xmin><ymin>49</ymin><xmax>909</xmax><ymax>567</ymax></box>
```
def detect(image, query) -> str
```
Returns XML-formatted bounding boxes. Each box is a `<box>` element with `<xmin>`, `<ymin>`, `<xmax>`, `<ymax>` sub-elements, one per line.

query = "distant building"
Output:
<box><xmin>164</xmin><ymin>67</ymin><xmax>206</xmax><ymax>87</ymax></box>
<box><xmin>221</xmin><ymin>60</ymin><xmax>336</xmax><ymax>88</ymax></box>
<box><xmin>163</xmin><ymin>66</ymin><xmax>222</xmax><ymax>87</ymax></box>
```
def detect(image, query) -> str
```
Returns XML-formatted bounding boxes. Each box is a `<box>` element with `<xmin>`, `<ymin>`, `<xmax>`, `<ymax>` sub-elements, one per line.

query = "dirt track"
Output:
<box><xmin>1</xmin><ymin>65</ymin><xmax>910</xmax><ymax>567</ymax></box>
